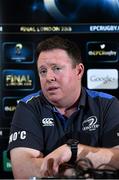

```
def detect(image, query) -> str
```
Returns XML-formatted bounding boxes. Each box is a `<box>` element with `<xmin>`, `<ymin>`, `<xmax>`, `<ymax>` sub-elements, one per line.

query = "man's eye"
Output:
<box><xmin>39</xmin><ymin>70</ymin><xmax>47</xmax><ymax>75</ymax></box>
<box><xmin>53</xmin><ymin>66</ymin><xmax>62</xmax><ymax>71</ymax></box>
<box><xmin>55</xmin><ymin>67</ymin><xmax>61</xmax><ymax>70</ymax></box>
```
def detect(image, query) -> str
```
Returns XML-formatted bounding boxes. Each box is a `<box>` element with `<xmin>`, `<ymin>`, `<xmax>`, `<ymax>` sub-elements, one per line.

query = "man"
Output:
<box><xmin>8</xmin><ymin>36</ymin><xmax>119</xmax><ymax>179</ymax></box>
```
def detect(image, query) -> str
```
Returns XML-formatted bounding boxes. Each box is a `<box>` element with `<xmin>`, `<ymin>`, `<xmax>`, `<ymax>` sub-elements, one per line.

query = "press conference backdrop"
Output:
<box><xmin>0</xmin><ymin>0</ymin><xmax>119</xmax><ymax>178</ymax></box>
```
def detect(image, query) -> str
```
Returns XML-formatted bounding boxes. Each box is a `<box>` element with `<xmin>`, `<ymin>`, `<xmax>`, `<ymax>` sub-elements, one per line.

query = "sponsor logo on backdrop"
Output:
<box><xmin>3</xmin><ymin>69</ymin><xmax>35</xmax><ymax>90</ymax></box>
<box><xmin>87</xmin><ymin>69</ymin><xmax>118</xmax><ymax>89</ymax></box>
<box><xmin>87</xmin><ymin>42</ymin><xmax>118</xmax><ymax>62</ymax></box>
<box><xmin>3</xmin><ymin>42</ymin><xmax>34</xmax><ymax>64</ymax></box>
<box><xmin>2</xmin><ymin>97</ymin><xmax>19</xmax><ymax>118</ymax></box>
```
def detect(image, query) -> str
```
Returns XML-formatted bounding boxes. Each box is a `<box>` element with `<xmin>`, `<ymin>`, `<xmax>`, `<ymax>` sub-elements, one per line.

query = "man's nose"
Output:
<box><xmin>46</xmin><ymin>69</ymin><xmax>56</xmax><ymax>81</ymax></box>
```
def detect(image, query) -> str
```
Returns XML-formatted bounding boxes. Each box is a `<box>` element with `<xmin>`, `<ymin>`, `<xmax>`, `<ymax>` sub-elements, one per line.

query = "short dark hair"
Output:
<box><xmin>36</xmin><ymin>36</ymin><xmax>82</xmax><ymax>66</ymax></box>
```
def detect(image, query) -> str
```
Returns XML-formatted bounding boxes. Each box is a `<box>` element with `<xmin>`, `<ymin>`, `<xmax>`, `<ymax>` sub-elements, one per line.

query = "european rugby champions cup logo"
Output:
<box><xmin>15</xmin><ymin>43</ymin><xmax>23</xmax><ymax>55</ymax></box>
<box><xmin>3</xmin><ymin>42</ymin><xmax>34</xmax><ymax>64</ymax></box>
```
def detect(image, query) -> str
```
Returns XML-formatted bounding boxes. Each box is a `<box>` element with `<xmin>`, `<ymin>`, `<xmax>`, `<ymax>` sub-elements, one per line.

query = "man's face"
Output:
<box><xmin>37</xmin><ymin>49</ymin><xmax>84</xmax><ymax>107</ymax></box>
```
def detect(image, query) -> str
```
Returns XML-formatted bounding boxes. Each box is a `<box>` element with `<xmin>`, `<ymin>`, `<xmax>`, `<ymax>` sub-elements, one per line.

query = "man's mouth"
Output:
<box><xmin>47</xmin><ymin>87</ymin><xmax>59</xmax><ymax>91</ymax></box>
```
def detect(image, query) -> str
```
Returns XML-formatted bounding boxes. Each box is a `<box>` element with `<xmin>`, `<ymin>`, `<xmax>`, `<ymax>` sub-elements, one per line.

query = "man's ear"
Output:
<box><xmin>76</xmin><ymin>63</ymin><xmax>84</xmax><ymax>79</ymax></box>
